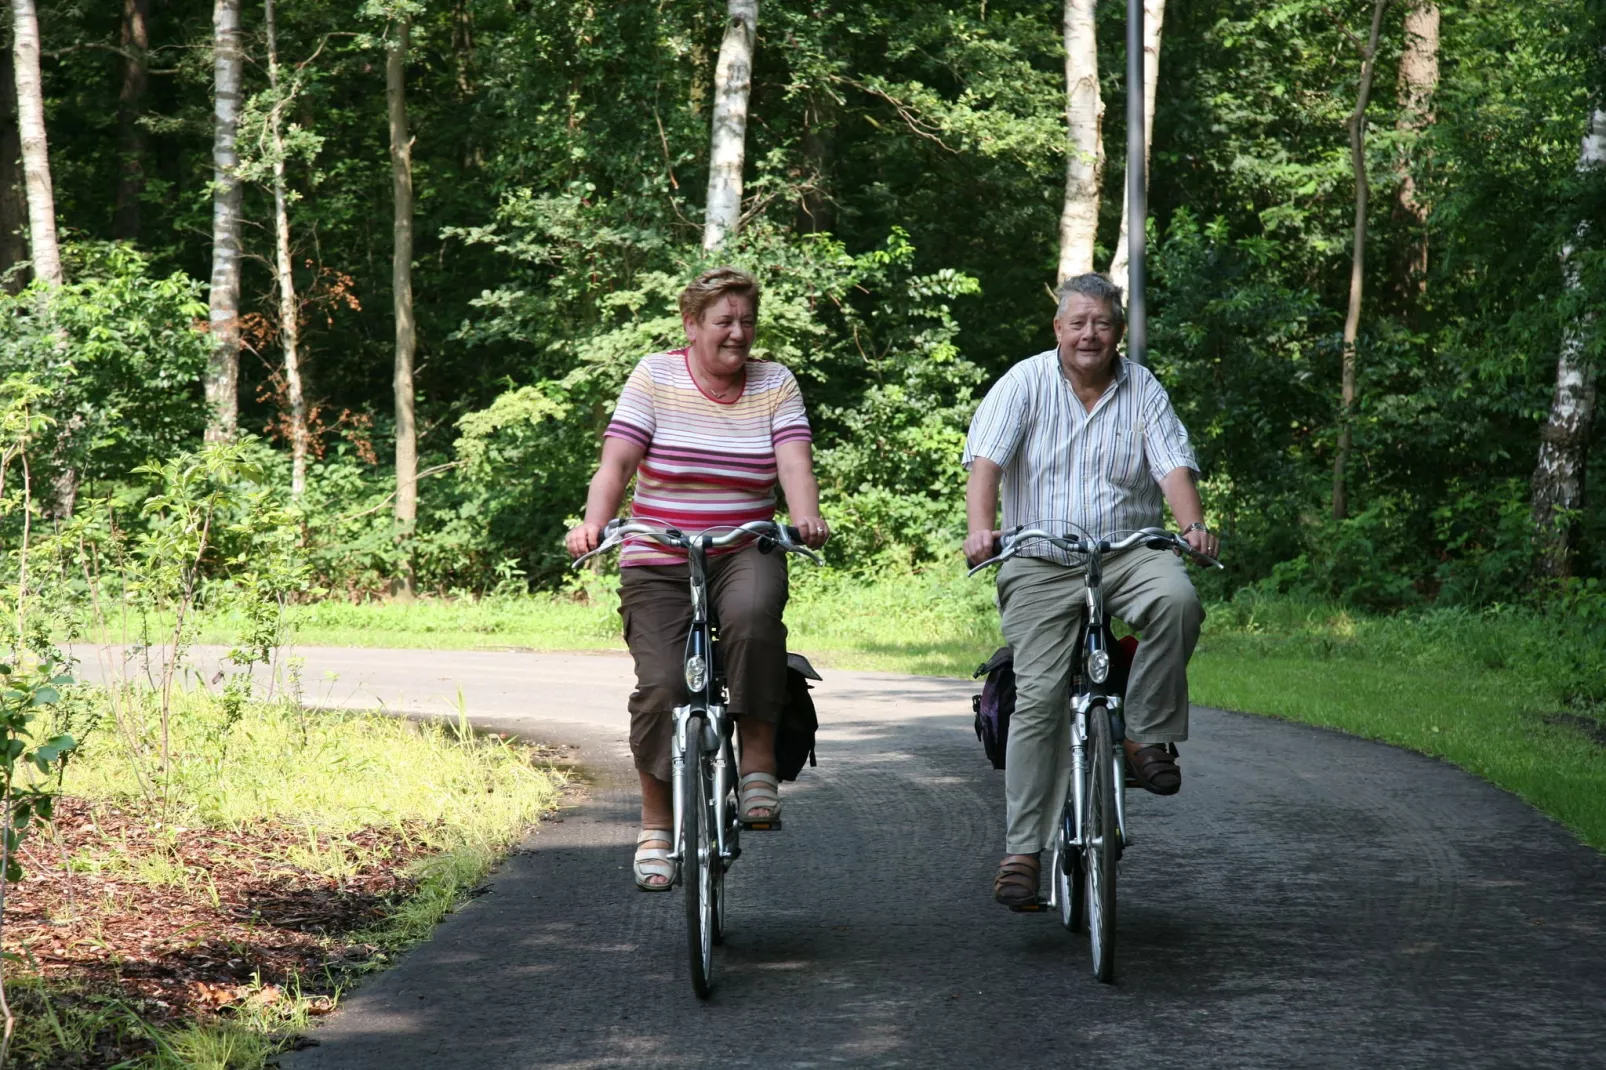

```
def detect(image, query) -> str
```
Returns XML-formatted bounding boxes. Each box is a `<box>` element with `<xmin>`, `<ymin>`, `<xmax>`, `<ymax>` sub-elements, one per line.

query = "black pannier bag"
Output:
<box><xmin>972</xmin><ymin>647</ymin><xmax>1015</xmax><ymax>770</ymax></box>
<box><xmin>775</xmin><ymin>652</ymin><xmax>822</xmax><ymax>781</ymax></box>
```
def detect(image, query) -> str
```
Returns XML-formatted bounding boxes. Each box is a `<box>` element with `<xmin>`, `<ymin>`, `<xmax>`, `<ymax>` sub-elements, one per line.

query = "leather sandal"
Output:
<box><xmin>993</xmin><ymin>854</ymin><xmax>1041</xmax><ymax>910</ymax></box>
<box><xmin>1125</xmin><ymin>742</ymin><xmax>1182</xmax><ymax>796</ymax></box>
<box><xmin>739</xmin><ymin>772</ymin><xmax>782</xmax><ymax>829</ymax></box>
<box><xmin>634</xmin><ymin>829</ymin><xmax>676</xmax><ymax>892</ymax></box>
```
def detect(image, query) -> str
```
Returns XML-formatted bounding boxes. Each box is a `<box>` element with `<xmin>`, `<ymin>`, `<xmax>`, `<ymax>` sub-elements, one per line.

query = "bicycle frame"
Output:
<box><xmin>668</xmin><ymin>533</ymin><xmax>739</xmax><ymax>868</ymax></box>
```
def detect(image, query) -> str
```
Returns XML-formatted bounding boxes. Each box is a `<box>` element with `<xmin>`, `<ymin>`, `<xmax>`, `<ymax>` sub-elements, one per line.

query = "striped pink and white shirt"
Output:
<box><xmin>605</xmin><ymin>349</ymin><xmax>813</xmax><ymax>566</ymax></box>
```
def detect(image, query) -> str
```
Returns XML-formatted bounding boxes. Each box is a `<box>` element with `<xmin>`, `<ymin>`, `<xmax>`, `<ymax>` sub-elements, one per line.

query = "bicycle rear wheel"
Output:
<box><xmin>681</xmin><ymin>715</ymin><xmax>716</xmax><ymax>998</ymax></box>
<box><xmin>1084</xmin><ymin>702</ymin><xmax>1118</xmax><ymax>983</ymax></box>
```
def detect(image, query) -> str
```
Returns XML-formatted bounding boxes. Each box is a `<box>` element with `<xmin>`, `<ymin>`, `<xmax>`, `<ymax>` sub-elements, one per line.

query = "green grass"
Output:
<box><xmin>191</xmin><ymin>570</ymin><xmax>1606</xmax><ymax>852</ymax></box>
<box><xmin>14</xmin><ymin>687</ymin><xmax>563</xmax><ymax>1069</ymax></box>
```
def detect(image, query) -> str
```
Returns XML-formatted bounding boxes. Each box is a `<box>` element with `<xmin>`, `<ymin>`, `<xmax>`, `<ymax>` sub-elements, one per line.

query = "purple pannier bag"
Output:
<box><xmin>971</xmin><ymin>647</ymin><xmax>1015</xmax><ymax>770</ymax></box>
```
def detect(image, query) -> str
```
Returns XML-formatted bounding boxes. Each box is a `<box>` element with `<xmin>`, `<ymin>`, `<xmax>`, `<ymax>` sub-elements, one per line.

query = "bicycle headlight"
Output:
<box><xmin>1088</xmin><ymin>650</ymin><xmax>1111</xmax><ymax>684</ymax></box>
<box><xmin>684</xmin><ymin>654</ymin><xmax>708</xmax><ymax>693</ymax></box>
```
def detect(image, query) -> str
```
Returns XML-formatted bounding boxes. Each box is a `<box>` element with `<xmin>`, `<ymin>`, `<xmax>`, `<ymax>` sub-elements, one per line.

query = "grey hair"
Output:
<box><xmin>1055</xmin><ymin>273</ymin><xmax>1126</xmax><ymax>327</ymax></box>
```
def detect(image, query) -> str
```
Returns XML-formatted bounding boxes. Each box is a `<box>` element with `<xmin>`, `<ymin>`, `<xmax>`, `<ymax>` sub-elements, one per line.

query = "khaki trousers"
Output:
<box><xmin>997</xmin><ymin>549</ymin><xmax>1204</xmax><ymax>855</ymax></box>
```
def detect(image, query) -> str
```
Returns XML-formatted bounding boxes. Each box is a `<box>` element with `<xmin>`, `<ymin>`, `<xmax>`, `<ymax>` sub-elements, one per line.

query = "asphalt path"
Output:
<box><xmin>124</xmin><ymin>645</ymin><xmax>1606</xmax><ymax>1070</ymax></box>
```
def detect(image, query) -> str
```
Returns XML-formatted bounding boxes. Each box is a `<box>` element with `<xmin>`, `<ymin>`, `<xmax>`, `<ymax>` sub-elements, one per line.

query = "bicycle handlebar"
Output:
<box><xmin>572</xmin><ymin>518</ymin><xmax>825</xmax><ymax>569</ymax></box>
<box><xmin>965</xmin><ymin>526</ymin><xmax>1223</xmax><ymax>577</ymax></box>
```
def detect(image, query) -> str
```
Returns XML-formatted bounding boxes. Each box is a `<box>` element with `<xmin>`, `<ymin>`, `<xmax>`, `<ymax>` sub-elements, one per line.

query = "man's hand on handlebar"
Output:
<box><xmin>565</xmin><ymin>521</ymin><xmax>605</xmax><ymax>559</ymax></box>
<box><xmin>963</xmin><ymin>528</ymin><xmax>1001</xmax><ymax>567</ymax></box>
<box><xmin>1181</xmin><ymin>525</ymin><xmax>1220</xmax><ymax>561</ymax></box>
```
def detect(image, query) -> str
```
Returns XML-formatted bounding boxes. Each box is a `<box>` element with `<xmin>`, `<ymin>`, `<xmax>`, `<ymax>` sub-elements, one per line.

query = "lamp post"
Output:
<box><xmin>1126</xmin><ymin>0</ymin><xmax>1147</xmax><ymax>366</ymax></box>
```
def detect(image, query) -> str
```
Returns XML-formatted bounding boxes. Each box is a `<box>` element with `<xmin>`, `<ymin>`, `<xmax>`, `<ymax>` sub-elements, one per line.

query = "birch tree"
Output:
<box><xmin>10</xmin><ymin>0</ymin><xmax>60</xmax><ymax>288</ymax></box>
<box><xmin>1330</xmin><ymin>0</ymin><xmax>1389</xmax><ymax>522</ymax></box>
<box><xmin>114</xmin><ymin>0</ymin><xmax>152</xmax><ymax>242</ymax></box>
<box><xmin>263</xmin><ymin>0</ymin><xmax>309</xmax><ymax>496</ymax></box>
<box><xmin>387</xmin><ymin>14</ymin><xmax>418</xmax><ymax>595</ymax></box>
<box><xmin>1107</xmin><ymin>0</ymin><xmax>1165</xmax><ymax>293</ymax></box>
<box><xmin>1530</xmin><ymin>105</ymin><xmax>1606</xmax><ymax>580</ymax></box>
<box><xmin>703</xmin><ymin>0</ymin><xmax>758</xmax><ymax>251</ymax></box>
<box><xmin>207</xmin><ymin>0</ymin><xmax>245</xmax><ymax>442</ymax></box>
<box><xmin>1394</xmin><ymin>3</ymin><xmax>1438</xmax><ymax>289</ymax></box>
<box><xmin>1056</xmin><ymin>0</ymin><xmax>1103</xmax><ymax>282</ymax></box>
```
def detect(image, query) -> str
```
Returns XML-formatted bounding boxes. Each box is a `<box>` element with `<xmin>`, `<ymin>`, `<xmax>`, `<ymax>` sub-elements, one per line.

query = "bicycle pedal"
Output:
<box><xmin>741</xmin><ymin>819</ymin><xmax>782</xmax><ymax>831</ymax></box>
<box><xmin>1009</xmin><ymin>901</ymin><xmax>1048</xmax><ymax>913</ymax></box>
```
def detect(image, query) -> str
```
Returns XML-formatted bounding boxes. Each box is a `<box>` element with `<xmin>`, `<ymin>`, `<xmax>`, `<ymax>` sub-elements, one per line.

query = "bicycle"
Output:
<box><xmin>968</xmin><ymin>525</ymin><xmax>1221</xmax><ymax>983</ymax></box>
<box><xmin>574</xmin><ymin>517</ymin><xmax>823</xmax><ymax>998</ymax></box>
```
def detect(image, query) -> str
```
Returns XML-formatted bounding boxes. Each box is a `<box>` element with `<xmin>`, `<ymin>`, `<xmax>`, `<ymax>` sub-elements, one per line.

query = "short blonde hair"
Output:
<box><xmin>678</xmin><ymin>266</ymin><xmax>760</xmax><ymax>324</ymax></box>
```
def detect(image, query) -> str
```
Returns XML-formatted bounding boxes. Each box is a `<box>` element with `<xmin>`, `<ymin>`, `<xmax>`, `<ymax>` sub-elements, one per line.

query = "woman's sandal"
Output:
<box><xmin>634</xmin><ymin>829</ymin><xmax>676</xmax><ymax>892</ymax></box>
<box><xmin>1126</xmin><ymin>742</ymin><xmax>1182</xmax><ymax>796</ymax></box>
<box><xmin>739</xmin><ymin>772</ymin><xmax>783</xmax><ymax>829</ymax></box>
<box><xmin>993</xmin><ymin>854</ymin><xmax>1041</xmax><ymax>911</ymax></box>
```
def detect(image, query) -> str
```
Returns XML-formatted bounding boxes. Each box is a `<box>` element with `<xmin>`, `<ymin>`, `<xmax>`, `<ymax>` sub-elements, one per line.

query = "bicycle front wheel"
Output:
<box><xmin>681</xmin><ymin>715</ymin><xmax>716</xmax><ymax>998</ymax></box>
<box><xmin>1084</xmin><ymin>702</ymin><xmax>1119</xmax><ymax>983</ymax></box>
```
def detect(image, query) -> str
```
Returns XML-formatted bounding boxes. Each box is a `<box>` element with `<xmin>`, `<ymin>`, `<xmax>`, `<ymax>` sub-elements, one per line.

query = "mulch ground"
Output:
<box><xmin>3</xmin><ymin>795</ymin><xmax>438</xmax><ymax>1065</ymax></box>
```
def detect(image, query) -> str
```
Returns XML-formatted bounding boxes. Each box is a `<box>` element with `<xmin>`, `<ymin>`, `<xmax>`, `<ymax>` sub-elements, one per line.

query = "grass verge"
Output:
<box><xmin>191</xmin><ymin>568</ymin><xmax>1606</xmax><ymax>851</ymax></box>
<box><xmin>7</xmin><ymin>688</ymin><xmax>562</xmax><ymax>1068</ymax></box>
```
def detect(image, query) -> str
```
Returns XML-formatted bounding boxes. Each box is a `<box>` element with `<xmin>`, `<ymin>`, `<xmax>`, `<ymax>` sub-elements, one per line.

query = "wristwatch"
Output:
<box><xmin>1183</xmin><ymin>521</ymin><xmax>1210</xmax><ymax>535</ymax></box>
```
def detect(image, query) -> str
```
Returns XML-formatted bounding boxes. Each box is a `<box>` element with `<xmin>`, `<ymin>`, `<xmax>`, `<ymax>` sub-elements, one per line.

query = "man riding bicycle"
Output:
<box><xmin>961</xmin><ymin>272</ymin><xmax>1220</xmax><ymax>910</ymax></box>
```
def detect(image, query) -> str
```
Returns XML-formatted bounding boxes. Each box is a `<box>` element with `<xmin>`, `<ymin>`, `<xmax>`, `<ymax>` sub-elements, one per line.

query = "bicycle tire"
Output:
<box><xmin>1084</xmin><ymin>702</ymin><xmax>1118</xmax><ymax>983</ymax></box>
<box><xmin>1055</xmin><ymin>807</ymin><xmax>1085</xmax><ymax>932</ymax></box>
<box><xmin>682</xmin><ymin>715</ymin><xmax>716</xmax><ymax>998</ymax></box>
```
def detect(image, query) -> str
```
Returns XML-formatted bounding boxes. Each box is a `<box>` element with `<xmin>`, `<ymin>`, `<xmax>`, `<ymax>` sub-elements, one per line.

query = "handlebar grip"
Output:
<box><xmin>783</xmin><ymin>525</ymin><xmax>804</xmax><ymax>544</ymax></box>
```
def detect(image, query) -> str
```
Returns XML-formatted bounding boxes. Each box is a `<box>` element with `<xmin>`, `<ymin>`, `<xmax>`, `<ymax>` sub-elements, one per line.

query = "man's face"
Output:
<box><xmin>1052</xmin><ymin>294</ymin><xmax>1124</xmax><ymax>379</ymax></box>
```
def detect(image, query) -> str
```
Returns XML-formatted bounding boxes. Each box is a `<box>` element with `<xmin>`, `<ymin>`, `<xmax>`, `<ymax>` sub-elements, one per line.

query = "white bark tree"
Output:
<box><xmin>388</xmin><ymin>16</ymin><xmax>418</xmax><ymax>596</ymax></box>
<box><xmin>1394</xmin><ymin>3</ymin><xmax>1439</xmax><ymax>289</ymax></box>
<box><xmin>207</xmin><ymin>0</ymin><xmax>245</xmax><ymax>442</ymax></box>
<box><xmin>1057</xmin><ymin>0</ymin><xmax>1103</xmax><ymax>282</ymax></box>
<box><xmin>11</xmin><ymin>0</ymin><xmax>60</xmax><ymax>288</ymax></box>
<box><xmin>702</xmin><ymin>0</ymin><xmax>758</xmax><ymax>252</ymax></box>
<box><xmin>1530</xmin><ymin>106</ymin><xmax>1606</xmax><ymax>580</ymax></box>
<box><xmin>1107</xmin><ymin>0</ymin><xmax>1165</xmax><ymax>293</ymax></box>
<box><xmin>1330</xmin><ymin>0</ymin><xmax>1390</xmax><ymax>522</ymax></box>
<box><xmin>264</xmin><ymin>0</ymin><xmax>309</xmax><ymax>496</ymax></box>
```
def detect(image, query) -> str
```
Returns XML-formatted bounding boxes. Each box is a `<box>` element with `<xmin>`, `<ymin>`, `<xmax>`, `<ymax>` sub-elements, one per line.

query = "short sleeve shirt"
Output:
<box><xmin>605</xmin><ymin>349</ymin><xmax>812</xmax><ymax>566</ymax></box>
<box><xmin>962</xmin><ymin>352</ymin><xmax>1197</xmax><ymax>565</ymax></box>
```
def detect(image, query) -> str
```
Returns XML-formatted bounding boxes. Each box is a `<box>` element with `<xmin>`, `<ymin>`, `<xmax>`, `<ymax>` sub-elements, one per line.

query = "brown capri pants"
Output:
<box><xmin>618</xmin><ymin>545</ymin><xmax>789</xmax><ymax>782</ymax></box>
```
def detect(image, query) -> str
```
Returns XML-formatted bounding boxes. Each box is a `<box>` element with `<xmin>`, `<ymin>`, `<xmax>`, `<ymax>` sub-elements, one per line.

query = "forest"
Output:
<box><xmin>0</xmin><ymin>0</ymin><xmax>1603</xmax><ymax>604</ymax></box>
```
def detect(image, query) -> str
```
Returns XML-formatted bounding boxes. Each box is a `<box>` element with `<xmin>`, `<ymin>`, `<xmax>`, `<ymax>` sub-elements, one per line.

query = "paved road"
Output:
<box><xmin>221</xmin><ymin>648</ymin><xmax>1606</xmax><ymax>1070</ymax></box>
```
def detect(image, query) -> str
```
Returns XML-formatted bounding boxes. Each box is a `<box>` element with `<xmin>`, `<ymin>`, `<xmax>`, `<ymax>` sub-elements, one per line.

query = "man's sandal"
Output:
<box><xmin>1126</xmin><ymin>743</ymin><xmax>1182</xmax><ymax>796</ymax></box>
<box><xmin>739</xmin><ymin>772</ymin><xmax>782</xmax><ymax>829</ymax></box>
<box><xmin>993</xmin><ymin>854</ymin><xmax>1041</xmax><ymax>911</ymax></box>
<box><xmin>634</xmin><ymin>829</ymin><xmax>676</xmax><ymax>892</ymax></box>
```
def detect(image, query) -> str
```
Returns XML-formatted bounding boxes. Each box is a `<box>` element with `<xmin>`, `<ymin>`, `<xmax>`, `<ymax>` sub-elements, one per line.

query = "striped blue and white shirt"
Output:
<box><xmin>962</xmin><ymin>351</ymin><xmax>1198</xmax><ymax>565</ymax></box>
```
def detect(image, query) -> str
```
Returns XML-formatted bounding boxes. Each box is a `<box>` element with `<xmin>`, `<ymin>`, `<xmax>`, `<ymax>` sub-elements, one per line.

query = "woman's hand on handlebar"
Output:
<box><xmin>963</xmin><ymin>528</ymin><xmax>1001</xmax><ymax>567</ymax></box>
<box><xmin>565</xmin><ymin>521</ymin><xmax>605</xmax><ymax>559</ymax></box>
<box><xmin>793</xmin><ymin>516</ymin><xmax>831</xmax><ymax>549</ymax></box>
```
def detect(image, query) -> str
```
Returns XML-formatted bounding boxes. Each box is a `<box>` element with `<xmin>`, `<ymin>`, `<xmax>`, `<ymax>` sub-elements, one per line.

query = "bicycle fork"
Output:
<box><xmin>1066</xmin><ymin>694</ymin><xmax>1130</xmax><ymax>851</ymax></box>
<box><xmin>669</xmin><ymin>703</ymin><xmax>736</xmax><ymax>866</ymax></box>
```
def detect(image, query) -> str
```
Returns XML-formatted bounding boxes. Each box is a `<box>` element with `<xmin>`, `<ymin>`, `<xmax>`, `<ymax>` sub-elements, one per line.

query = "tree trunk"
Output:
<box><xmin>11</xmin><ymin>0</ymin><xmax>60</xmax><ymax>288</ymax></box>
<box><xmin>702</xmin><ymin>0</ymin><xmax>757</xmax><ymax>252</ymax></box>
<box><xmin>113</xmin><ymin>0</ymin><xmax>151</xmax><ymax>242</ymax></box>
<box><xmin>388</xmin><ymin>17</ymin><xmax>418</xmax><ymax>597</ymax></box>
<box><xmin>206</xmin><ymin>0</ymin><xmax>244</xmax><ymax>443</ymax></box>
<box><xmin>1530</xmin><ymin>106</ymin><xmax>1606</xmax><ymax>580</ymax></box>
<box><xmin>264</xmin><ymin>0</ymin><xmax>308</xmax><ymax>497</ymax></box>
<box><xmin>1394</xmin><ymin>3</ymin><xmax>1439</xmax><ymax>291</ymax></box>
<box><xmin>1107</xmin><ymin>0</ymin><xmax>1164</xmax><ymax>293</ymax></box>
<box><xmin>0</xmin><ymin>42</ymin><xmax>29</xmax><ymax>292</ymax></box>
<box><xmin>1057</xmin><ymin>0</ymin><xmax>1103</xmax><ymax>282</ymax></box>
<box><xmin>1330</xmin><ymin>0</ymin><xmax>1389</xmax><ymax>522</ymax></box>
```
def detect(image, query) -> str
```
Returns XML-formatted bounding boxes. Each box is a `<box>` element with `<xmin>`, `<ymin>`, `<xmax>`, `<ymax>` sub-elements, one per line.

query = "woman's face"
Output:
<box><xmin>685</xmin><ymin>294</ymin><xmax>757</xmax><ymax>374</ymax></box>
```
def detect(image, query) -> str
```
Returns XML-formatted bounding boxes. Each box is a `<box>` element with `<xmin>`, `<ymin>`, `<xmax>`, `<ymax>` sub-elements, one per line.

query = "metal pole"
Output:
<box><xmin>1126</xmin><ymin>0</ymin><xmax>1146</xmax><ymax>367</ymax></box>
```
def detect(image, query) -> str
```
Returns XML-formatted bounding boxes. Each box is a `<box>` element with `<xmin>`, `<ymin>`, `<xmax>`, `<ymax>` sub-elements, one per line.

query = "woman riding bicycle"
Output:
<box><xmin>565</xmin><ymin>266</ymin><xmax>830</xmax><ymax>892</ymax></box>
